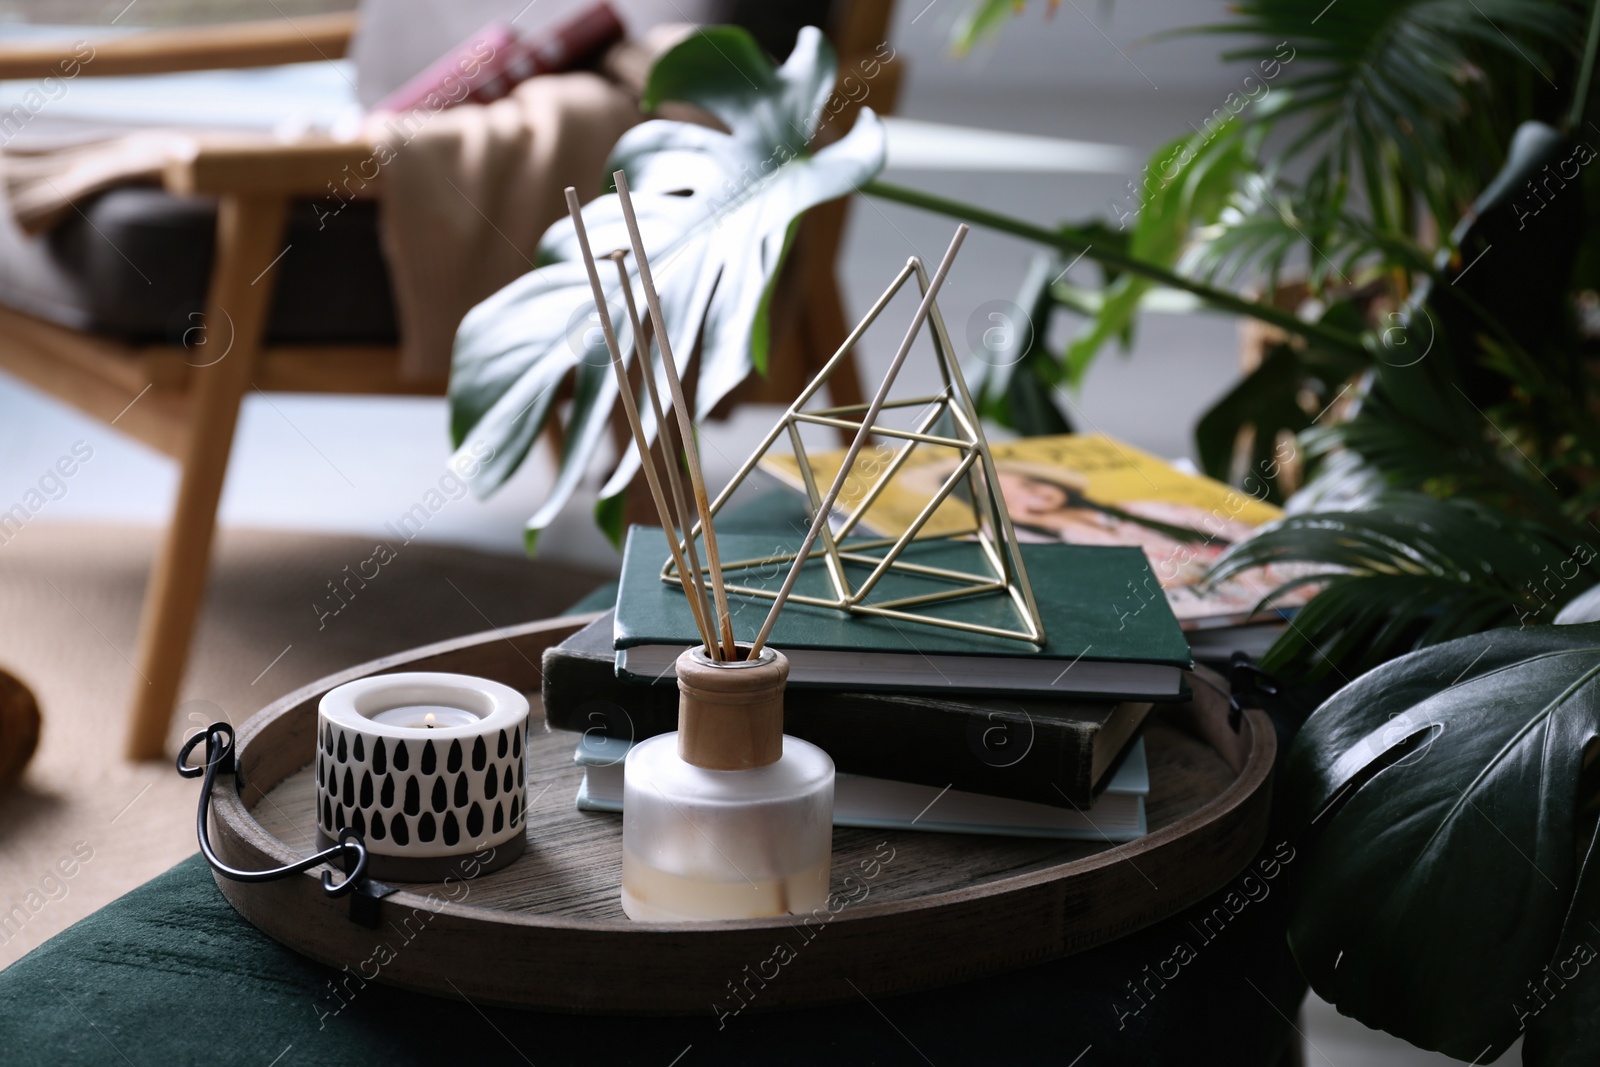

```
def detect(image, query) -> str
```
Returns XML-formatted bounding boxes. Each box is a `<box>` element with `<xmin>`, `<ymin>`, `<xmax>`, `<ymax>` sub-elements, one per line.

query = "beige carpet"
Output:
<box><xmin>0</xmin><ymin>522</ymin><xmax>608</xmax><ymax>969</ymax></box>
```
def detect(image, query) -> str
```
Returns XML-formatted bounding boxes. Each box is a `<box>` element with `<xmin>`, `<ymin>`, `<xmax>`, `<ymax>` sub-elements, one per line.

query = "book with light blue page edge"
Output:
<box><xmin>572</xmin><ymin>735</ymin><xmax>1149</xmax><ymax>842</ymax></box>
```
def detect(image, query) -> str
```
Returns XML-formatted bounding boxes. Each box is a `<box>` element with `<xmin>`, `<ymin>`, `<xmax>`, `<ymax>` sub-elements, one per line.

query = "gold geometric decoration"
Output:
<box><xmin>663</xmin><ymin>255</ymin><xmax>1046</xmax><ymax>645</ymax></box>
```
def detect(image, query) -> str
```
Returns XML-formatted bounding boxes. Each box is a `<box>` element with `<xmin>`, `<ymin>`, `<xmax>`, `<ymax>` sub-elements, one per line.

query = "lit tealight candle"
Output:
<box><xmin>368</xmin><ymin>704</ymin><xmax>480</xmax><ymax>729</ymax></box>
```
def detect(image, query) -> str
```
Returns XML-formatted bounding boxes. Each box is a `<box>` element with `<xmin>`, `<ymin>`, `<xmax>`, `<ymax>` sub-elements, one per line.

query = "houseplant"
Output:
<box><xmin>448</xmin><ymin>4</ymin><xmax>1600</xmax><ymax>1059</ymax></box>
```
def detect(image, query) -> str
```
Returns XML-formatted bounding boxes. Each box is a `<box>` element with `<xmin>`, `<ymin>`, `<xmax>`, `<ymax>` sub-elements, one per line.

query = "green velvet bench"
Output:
<box><xmin>0</xmin><ymin>842</ymin><xmax>1307</xmax><ymax>1065</ymax></box>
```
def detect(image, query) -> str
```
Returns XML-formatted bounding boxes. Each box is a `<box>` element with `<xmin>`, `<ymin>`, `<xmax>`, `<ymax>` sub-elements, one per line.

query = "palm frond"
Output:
<box><xmin>951</xmin><ymin>0</ymin><xmax>1582</xmax><ymax>235</ymax></box>
<box><xmin>1328</xmin><ymin>368</ymin><xmax>1580</xmax><ymax>535</ymax></box>
<box><xmin>1198</xmin><ymin>0</ymin><xmax>1583</xmax><ymax>231</ymax></box>
<box><xmin>1181</xmin><ymin>167</ymin><xmax>1434</xmax><ymax>294</ymax></box>
<box><xmin>1058</xmin><ymin>113</ymin><xmax>1263</xmax><ymax>383</ymax></box>
<box><xmin>1211</xmin><ymin>492</ymin><xmax>1597</xmax><ymax>678</ymax></box>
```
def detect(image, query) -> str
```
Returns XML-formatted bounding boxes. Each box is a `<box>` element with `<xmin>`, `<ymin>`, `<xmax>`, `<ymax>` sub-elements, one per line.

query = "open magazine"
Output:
<box><xmin>761</xmin><ymin>432</ymin><xmax>1313</xmax><ymax>631</ymax></box>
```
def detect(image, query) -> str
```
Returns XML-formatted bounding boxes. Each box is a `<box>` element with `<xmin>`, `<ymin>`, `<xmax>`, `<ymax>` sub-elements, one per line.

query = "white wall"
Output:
<box><xmin>890</xmin><ymin>0</ymin><xmax>1250</xmax><ymax>94</ymax></box>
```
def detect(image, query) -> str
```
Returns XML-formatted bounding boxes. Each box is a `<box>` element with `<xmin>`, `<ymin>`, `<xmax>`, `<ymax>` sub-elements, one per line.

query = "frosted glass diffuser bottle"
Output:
<box><xmin>621</xmin><ymin>645</ymin><xmax>834</xmax><ymax>922</ymax></box>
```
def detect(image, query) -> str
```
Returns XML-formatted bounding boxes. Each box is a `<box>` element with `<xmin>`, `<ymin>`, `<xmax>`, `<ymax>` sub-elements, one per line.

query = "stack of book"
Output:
<box><xmin>542</xmin><ymin>526</ymin><xmax>1193</xmax><ymax>841</ymax></box>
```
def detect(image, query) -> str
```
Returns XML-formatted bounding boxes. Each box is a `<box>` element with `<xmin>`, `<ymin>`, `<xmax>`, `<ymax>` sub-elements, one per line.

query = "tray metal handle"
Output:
<box><xmin>178</xmin><ymin>721</ymin><xmax>368</xmax><ymax>897</ymax></box>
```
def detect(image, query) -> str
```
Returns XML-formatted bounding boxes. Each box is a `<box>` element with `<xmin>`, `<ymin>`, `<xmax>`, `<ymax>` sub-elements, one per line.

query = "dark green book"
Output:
<box><xmin>614</xmin><ymin>526</ymin><xmax>1191</xmax><ymax>700</ymax></box>
<box><xmin>542</xmin><ymin>612</ymin><xmax>1152</xmax><ymax>808</ymax></box>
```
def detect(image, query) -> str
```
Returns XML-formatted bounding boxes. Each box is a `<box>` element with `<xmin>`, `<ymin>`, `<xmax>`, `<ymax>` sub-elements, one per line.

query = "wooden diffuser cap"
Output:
<box><xmin>675</xmin><ymin>645</ymin><xmax>788</xmax><ymax>770</ymax></box>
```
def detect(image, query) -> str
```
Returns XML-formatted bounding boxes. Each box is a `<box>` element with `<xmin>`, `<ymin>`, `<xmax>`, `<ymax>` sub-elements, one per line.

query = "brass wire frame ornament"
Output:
<box><xmin>661</xmin><ymin>254</ymin><xmax>1047</xmax><ymax>646</ymax></box>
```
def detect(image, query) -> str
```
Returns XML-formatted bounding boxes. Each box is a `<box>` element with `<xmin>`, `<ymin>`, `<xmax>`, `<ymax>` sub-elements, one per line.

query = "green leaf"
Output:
<box><xmin>639</xmin><ymin>27</ymin><xmax>784</xmax><ymax>125</ymax></box>
<box><xmin>1280</xmin><ymin>624</ymin><xmax>1600</xmax><ymax>1062</ymax></box>
<box><xmin>593</xmin><ymin>491</ymin><xmax>627</xmax><ymax>551</ymax></box>
<box><xmin>1211</xmin><ymin>493</ymin><xmax>1599</xmax><ymax>678</ymax></box>
<box><xmin>964</xmin><ymin>251</ymin><xmax>1075</xmax><ymax>436</ymax></box>
<box><xmin>1423</xmin><ymin>122</ymin><xmax>1587</xmax><ymax>414</ymax></box>
<box><xmin>1195</xmin><ymin>0</ymin><xmax>1581</xmax><ymax>235</ymax></box>
<box><xmin>949</xmin><ymin>0</ymin><xmax>1026</xmax><ymax>56</ymax></box>
<box><xmin>950</xmin><ymin>0</ymin><xmax>1582</xmax><ymax>267</ymax></box>
<box><xmin>1192</xmin><ymin>333</ymin><xmax>1364</xmax><ymax>501</ymax></box>
<box><xmin>446</xmin><ymin>27</ymin><xmax>886</xmax><ymax>547</ymax></box>
<box><xmin>1061</xmin><ymin>118</ymin><xmax>1256</xmax><ymax>384</ymax></box>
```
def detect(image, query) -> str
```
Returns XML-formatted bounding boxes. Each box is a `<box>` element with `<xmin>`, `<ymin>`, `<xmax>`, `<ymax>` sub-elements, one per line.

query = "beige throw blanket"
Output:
<box><xmin>369</xmin><ymin>70</ymin><xmax>637</xmax><ymax>379</ymax></box>
<box><xmin>2</xmin><ymin>130</ymin><xmax>197</xmax><ymax>234</ymax></box>
<box><xmin>0</xmin><ymin>30</ymin><xmax>689</xmax><ymax>380</ymax></box>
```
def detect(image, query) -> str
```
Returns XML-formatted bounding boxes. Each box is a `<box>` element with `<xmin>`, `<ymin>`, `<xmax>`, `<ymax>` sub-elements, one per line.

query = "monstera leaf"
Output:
<box><xmin>1282</xmin><ymin>624</ymin><xmax>1600</xmax><ymax>1063</ymax></box>
<box><xmin>447</xmin><ymin>26</ymin><xmax>886</xmax><ymax>548</ymax></box>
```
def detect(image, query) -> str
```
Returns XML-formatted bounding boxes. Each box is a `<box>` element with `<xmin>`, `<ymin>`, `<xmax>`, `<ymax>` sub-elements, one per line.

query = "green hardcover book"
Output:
<box><xmin>613</xmin><ymin>526</ymin><xmax>1191</xmax><ymax>700</ymax></box>
<box><xmin>542</xmin><ymin>612</ymin><xmax>1153</xmax><ymax>808</ymax></box>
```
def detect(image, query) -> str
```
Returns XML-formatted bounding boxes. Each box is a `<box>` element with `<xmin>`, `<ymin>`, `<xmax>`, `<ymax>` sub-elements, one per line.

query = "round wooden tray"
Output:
<box><xmin>211</xmin><ymin>614</ymin><xmax>1274</xmax><ymax>1014</ymax></box>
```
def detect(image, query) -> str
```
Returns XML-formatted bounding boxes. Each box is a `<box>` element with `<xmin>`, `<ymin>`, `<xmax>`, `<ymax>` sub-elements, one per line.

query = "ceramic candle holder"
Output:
<box><xmin>316</xmin><ymin>672</ymin><xmax>529</xmax><ymax>880</ymax></box>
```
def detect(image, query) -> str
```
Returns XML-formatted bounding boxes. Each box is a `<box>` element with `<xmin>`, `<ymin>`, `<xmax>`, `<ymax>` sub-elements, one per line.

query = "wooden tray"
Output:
<box><xmin>210</xmin><ymin>614</ymin><xmax>1274</xmax><ymax>1014</ymax></box>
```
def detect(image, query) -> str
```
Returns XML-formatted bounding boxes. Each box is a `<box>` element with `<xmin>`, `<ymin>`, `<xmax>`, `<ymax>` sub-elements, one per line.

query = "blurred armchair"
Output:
<box><xmin>0</xmin><ymin>1</ymin><xmax>898</xmax><ymax>761</ymax></box>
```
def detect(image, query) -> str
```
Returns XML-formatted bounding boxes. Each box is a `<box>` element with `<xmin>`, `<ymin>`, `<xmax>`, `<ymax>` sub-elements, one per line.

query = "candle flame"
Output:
<box><xmin>424</xmin><ymin>712</ymin><xmax>436</xmax><ymax>728</ymax></box>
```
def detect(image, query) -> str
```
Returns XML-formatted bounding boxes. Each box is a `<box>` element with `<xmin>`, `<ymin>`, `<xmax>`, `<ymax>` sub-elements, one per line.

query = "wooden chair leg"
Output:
<box><xmin>790</xmin><ymin>203</ymin><xmax>866</xmax><ymax>444</ymax></box>
<box><xmin>125</xmin><ymin>194</ymin><xmax>288</xmax><ymax>760</ymax></box>
<box><xmin>803</xmin><ymin>255</ymin><xmax>866</xmax><ymax>413</ymax></box>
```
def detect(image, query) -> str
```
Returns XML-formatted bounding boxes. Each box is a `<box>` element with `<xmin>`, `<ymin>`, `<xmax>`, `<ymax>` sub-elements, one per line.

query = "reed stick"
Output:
<box><xmin>612</xmin><ymin>170</ymin><xmax>737</xmax><ymax>662</ymax></box>
<box><xmin>607</xmin><ymin>250</ymin><xmax>718</xmax><ymax>651</ymax></box>
<box><xmin>748</xmin><ymin>226</ymin><xmax>971</xmax><ymax>658</ymax></box>
<box><xmin>561</xmin><ymin>188</ymin><xmax>716</xmax><ymax>652</ymax></box>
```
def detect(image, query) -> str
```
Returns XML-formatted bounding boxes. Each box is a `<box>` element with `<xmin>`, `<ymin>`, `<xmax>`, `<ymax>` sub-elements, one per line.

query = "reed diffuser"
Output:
<box><xmin>563</xmin><ymin>177</ymin><xmax>837</xmax><ymax>922</ymax></box>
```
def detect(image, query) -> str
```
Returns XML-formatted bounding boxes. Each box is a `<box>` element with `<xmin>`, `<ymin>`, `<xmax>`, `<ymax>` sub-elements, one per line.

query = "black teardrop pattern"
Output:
<box><xmin>318</xmin><ymin>718</ymin><xmax>531</xmax><ymax>854</ymax></box>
